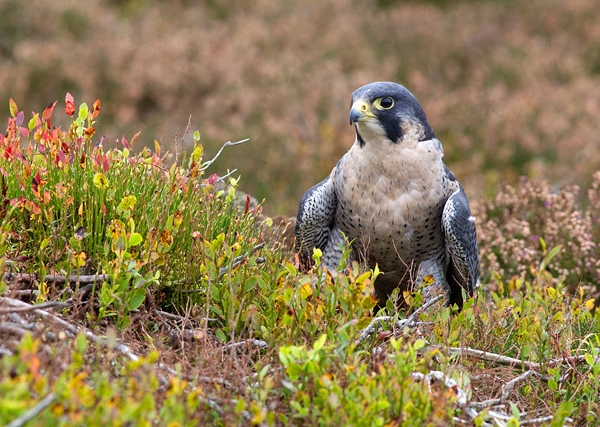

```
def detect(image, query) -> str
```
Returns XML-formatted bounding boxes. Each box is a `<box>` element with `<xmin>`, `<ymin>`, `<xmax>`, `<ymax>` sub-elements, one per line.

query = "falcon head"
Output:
<box><xmin>349</xmin><ymin>82</ymin><xmax>435</xmax><ymax>147</ymax></box>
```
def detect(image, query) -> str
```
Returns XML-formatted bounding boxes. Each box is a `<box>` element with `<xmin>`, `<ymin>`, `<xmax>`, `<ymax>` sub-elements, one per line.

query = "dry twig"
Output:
<box><xmin>222</xmin><ymin>339</ymin><xmax>268</xmax><ymax>351</ymax></box>
<box><xmin>356</xmin><ymin>294</ymin><xmax>443</xmax><ymax>345</ymax></box>
<box><xmin>5</xmin><ymin>393</ymin><xmax>56</xmax><ymax>427</ymax></box>
<box><xmin>201</xmin><ymin>138</ymin><xmax>250</xmax><ymax>171</ymax></box>
<box><xmin>2</xmin><ymin>272</ymin><xmax>109</xmax><ymax>285</ymax></box>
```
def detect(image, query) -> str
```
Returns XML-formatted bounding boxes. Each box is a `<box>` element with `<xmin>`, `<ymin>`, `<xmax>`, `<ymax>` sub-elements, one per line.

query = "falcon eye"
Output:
<box><xmin>379</xmin><ymin>97</ymin><xmax>394</xmax><ymax>109</ymax></box>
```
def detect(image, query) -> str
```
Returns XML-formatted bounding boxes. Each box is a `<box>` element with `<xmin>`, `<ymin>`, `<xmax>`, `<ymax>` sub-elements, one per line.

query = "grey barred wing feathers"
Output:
<box><xmin>293</xmin><ymin>175</ymin><xmax>344</xmax><ymax>271</ymax></box>
<box><xmin>442</xmin><ymin>180</ymin><xmax>479</xmax><ymax>307</ymax></box>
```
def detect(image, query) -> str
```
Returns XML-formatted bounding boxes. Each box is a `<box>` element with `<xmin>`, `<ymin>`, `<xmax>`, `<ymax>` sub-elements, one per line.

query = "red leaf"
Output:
<box><xmin>65</xmin><ymin>92</ymin><xmax>74</xmax><ymax>104</ymax></box>
<box><xmin>31</xmin><ymin>176</ymin><xmax>39</xmax><ymax>195</ymax></box>
<box><xmin>245</xmin><ymin>195</ymin><xmax>251</xmax><ymax>214</ymax></box>
<box><xmin>56</xmin><ymin>150</ymin><xmax>66</xmax><ymax>167</ymax></box>
<box><xmin>207</xmin><ymin>174</ymin><xmax>219</xmax><ymax>185</ymax></box>
<box><xmin>92</xmin><ymin>99</ymin><xmax>101</xmax><ymax>119</ymax></box>
<box><xmin>130</xmin><ymin>130</ymin><xmax>141</xmax><ymax>147</ymax></box>
<box><xmin>18</xmin><ymin>127</ymin><xmax>29</xmax><ymax>138</ymax></box>
<box><xmin>42</xmin><ymin>101</ymin><xmax>58</xmax><ymax>127</ymax></box>
<box><xmin>121</xmin><ymin>135</ymin><xmax>129</xmax><ymax>149</ymax></box>
<box><xmin>65</xmin><ymin>100</ymin><xmax>75</xmax><ymax>117</ymax></box>
<box><xmin>9</xmin><ymin>98</ymin><xmax>17</xmax><ymax>118</ymax></box>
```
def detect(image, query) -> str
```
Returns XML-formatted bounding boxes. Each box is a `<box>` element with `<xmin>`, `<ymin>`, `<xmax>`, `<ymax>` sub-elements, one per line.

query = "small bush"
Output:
<box><xmin>0</xmin><ymin>94</ymin><xmax>265</xmax><ymax>330</ymax></box>
<box><xmin>476</xmin><ymin>176</ymin><xmax>600</xmax><ymax>295</ymax></box>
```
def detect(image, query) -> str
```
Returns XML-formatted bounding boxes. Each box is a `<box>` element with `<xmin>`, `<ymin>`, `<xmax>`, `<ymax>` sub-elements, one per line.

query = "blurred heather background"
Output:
<box><xmin>1</xmin><ymin>0</ymin><xmax>599</xmax><ymax>214</ymax></box>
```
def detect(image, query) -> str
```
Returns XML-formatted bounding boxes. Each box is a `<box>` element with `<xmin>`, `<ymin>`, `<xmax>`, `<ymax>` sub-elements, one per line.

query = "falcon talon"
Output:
<box><xmin>294</xmin><ymin>81</ymin><xmax>479</xmax><ymax>310</ymax></box>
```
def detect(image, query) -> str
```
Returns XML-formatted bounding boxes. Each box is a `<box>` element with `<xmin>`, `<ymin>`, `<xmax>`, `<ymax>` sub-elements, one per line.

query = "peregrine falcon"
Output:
<box><xmin>294</xmin><ymin>82</ymin><xmax>478</xmax><ymax>308</ymax></box>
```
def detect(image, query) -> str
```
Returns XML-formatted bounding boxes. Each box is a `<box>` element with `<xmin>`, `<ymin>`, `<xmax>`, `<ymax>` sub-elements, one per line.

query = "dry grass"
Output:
<box><xmin>1</xmin><ymin>0</ymin><xmax>600</xmax><ymax>212</ymax></box>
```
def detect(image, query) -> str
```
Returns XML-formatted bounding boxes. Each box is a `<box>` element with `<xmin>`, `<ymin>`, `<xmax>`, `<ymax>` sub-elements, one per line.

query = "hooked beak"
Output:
<box><xmin>349</xmin><ymin>100</ymin><xmax>375</xmax><ymax>124</ymax></box>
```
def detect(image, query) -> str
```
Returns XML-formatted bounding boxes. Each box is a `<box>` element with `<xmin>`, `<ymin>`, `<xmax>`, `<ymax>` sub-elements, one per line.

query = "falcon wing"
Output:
<box><xmin>294</xmin><ymin>175</ymin><xmax>343</xmax><ymax>271</ymax></box>
<box><xmin>442</xmin><ymin>171</ymin><xmax>479</xmax><ymax>308</ymax></box>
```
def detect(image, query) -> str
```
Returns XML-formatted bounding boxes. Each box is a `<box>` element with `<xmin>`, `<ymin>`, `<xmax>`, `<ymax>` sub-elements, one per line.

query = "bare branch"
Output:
<box><xmin>222</xmin><ymin>339</ymin><xmax>268</xmax><ymax>351</ymax></box>
<box><xmin>201</xmin><ymin>138</ymin><xmax>250</xmax><ymax>171</ymax></box>
<box><xmin>356</xmin><ymin>315</ymin><xmax>393</xmax><ymax>345</ymax></box>
<box><xmin>470</xmin><ymin>370</ymin><xmax>535</xmax><ymax>409</ymax></box>
<box><xmin>439</xmin><ymin>345</ymin><xmax>600</xmax><ymax>371</ymax></box>
<box><xmin>0</xmin><ymin>300</ymin><xmax>73</xmax><ymax>314</ymax></box>
<box><xmin>356</xmin><ymin>294</ymin><xmax>444</xmax><ymax>345</ymax></box>
<box><xmin>0</xmin><ymin>322</ymin><xmax>29</xmax><ymax>337</ymax></box>
<box><xmin>397</xmin><ymin>294</ymin><xmax>444</xmax><ymax>328</ymax></box>
<box><xmin>521</xmin><ymin>415</ymin><xmax>573</xmax><ymax>425</ymax></box>
<box><xmin>411</xmin><ymin>370</ymin><xmax>468</xmax><ymax>406</ymax></box>
<box><xmin>437</xmin><ymin>346</ymin><xmax>541</xmax><ymax>370</ymax></box>
<box><xmin>5</xmin><ymin>393</ymin><xmax>56</xmax><ymax>427</ymax></box>
<box><xmin>2</xmin><ymin>272</ymin><xmax>109</xmax><ymax>285</ymax></box>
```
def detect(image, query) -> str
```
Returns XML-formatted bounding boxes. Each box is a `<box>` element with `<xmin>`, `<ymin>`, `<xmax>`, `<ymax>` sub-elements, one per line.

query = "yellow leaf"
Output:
<box><xmin>421</xmin><ymin>275</ymin><xmax>435</xmax><ymax>286</ymax></box>
<box><xmin>300</xmin><ymin>283</ymin><xmax>313</xmax><ymax>299</ymax></box>
<box><xmin>92</xmin><ymin>173</ymin><xmax>109</xmax><ymax>189</ymax></box>
<box><xmin>356</xmin><ymin>317</ymin><xmax>372</xmax><ymax>330</ymax></box>
<box><xmin>585</xmin><ymin>298</ymin><xmax>595</xmax><ymax>311</ymax></box>
<box><xmin>360</xmin><ymin>294</ymin><xmax>378</xmax><ymax>311</ymax></box>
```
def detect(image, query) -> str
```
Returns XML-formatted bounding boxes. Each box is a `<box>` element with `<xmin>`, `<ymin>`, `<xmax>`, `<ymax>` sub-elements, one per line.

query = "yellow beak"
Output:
<box><xmin>349</xmin><ymin>100</ymin><xmax>375</xmax><ymax>124</ymax></box>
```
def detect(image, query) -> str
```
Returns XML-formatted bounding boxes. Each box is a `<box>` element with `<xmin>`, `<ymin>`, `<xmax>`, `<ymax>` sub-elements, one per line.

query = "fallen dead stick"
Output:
<box><xmin>0</xmin><ymin>296</ymin><xmax>139</xmax><ymax>360</ymax></box>
<box><xmin>0</xmin><ymin>300</ymin><xmax>73</xmax><ymax>314</ymax></box>
<box><xmin>5</xmin><ymin>392</ymin><xmax>56</xmax><ymax>427</ymax></box>
<box><xmin>469</xmin><ymin>369</ymin><xmax>535</xmax><ymax>409</ymax></box>
<box><xmin>2</xmin><ymin>272</ymin><xmax>109</xmax><ymax>285</ymax></box>
<box><xmin>437</xmin><ymin>346</ymin><xmax>540</xmax><ymax>369</ymax></box>
<box><xmin>222</xmin><ymin>338</ymin><xmax>268</xmax><ymax>351</ymax></box>
<box><xmin>436</xmin><ymin>345</ymin><xmax>600</xmax><ymax>370</ymax></box>
<box><xmin>0</xmin><ymin>283</ymin><xmax>96</xmax><ymax>314</ymax></box>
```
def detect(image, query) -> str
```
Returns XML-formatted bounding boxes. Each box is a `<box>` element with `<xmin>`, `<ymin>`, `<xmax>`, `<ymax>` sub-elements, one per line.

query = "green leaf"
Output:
<box><xmin>129</xmin><ymin>232</ymin><xmax>143</xmax><ymax>247</ymax></box>
<box><xmin>215</xmin><ymin>328</ymin><xmax>226</xmax><ymax>343</ymax></box>
<box><xmin>414</xmin><ymin>339</ymin><xmax>426</xmax><ymax>351</ymax></box>
<box><xmin>76</xmin><ymin>333</ymin><xmax>88</xmax><ymax>353</ymax></box>
<box><xmin>313</xmin><ymin>334</ymin><xmax>327</xmax><ymax>351</ymax></box>
<box><xmin>128</xmin><ymin>287</ymin><xmax>147</xmax><ymax>310</ymax></box>
<box><xmin>28</xmin><ymin>114</ymin><xmax>38</xmax><ymax>131</ymax></box>
<box><xmin>78</xmin><ymin>102</ymin><xmax>89</xmax><ymax>121</ymax></box>
<box><xmin>40</xmin><ymin>237</ymin><xmax>51</xmax><ymax>250</ymax></box>
<box><xmin>509</xmin><ymin>402</ymin><xmax>520</xmax><ymax>420</ymax></box>
<box><xmin>521</xmin><ymin>344</ymin><xmax>531</xmax><ymax>359</ymax></box>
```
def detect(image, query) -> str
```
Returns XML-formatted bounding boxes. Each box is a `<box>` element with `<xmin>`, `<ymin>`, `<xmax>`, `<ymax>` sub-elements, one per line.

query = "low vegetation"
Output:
<box><xmin>1</xmin><ymin>97</ymin><xmax>599</xmax><ymax>426</ymax></box>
